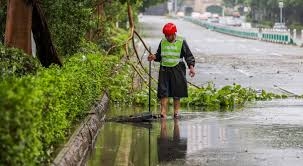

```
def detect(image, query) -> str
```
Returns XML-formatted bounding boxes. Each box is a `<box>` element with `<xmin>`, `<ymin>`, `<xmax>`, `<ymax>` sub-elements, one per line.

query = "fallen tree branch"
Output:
<box><xmin>107</xmin><ymin>3</ymin><xmax>201</xmax><ymax>90</ymax></box>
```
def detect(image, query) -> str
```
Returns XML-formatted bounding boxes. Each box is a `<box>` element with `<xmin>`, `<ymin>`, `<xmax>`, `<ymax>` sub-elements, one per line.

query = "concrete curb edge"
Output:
<box><xmin>52</xmin><ymin>92</ymin><xmax>110</xmax><ymax>166</ymax></box>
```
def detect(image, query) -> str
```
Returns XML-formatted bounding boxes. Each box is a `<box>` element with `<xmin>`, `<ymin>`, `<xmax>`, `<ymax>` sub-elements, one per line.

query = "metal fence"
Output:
<box><xmin>184</xmin><ymin>17</ymin><xmax>297</xmax><ymax>45</ymax></box>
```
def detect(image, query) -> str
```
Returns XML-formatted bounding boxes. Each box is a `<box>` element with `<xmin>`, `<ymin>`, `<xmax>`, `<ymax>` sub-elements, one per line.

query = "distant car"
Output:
<box><xmin>241</xmin><ymin>22</ymin><xmax>252</xmax><ymax>28</ymax></box>
<box><xmin>191</xmin><ymin>12</ymin><xmax>200</xmax><ymax>18</ymax></box>
<box><xmin>177</xmin><ymin>12</ymin><xmax>184</xmax><ymax>17</ymax></box>
<box><xmin>199</xmin><ymin>12</ymin><xmax>211</xmax><ymax>20</ymax></box>
<box><xmin>226</xmin><ymin>18</ymin><xmax>236</xmax><ymax>26</ymax></box>
<box><xmin>273</xmin><ymin>22</ymin><xmax>287</xmax><ymax>30</ymax></box>
<box><xmin>234</xmin><ymin>18</ymin><xmax>242</xmax><ymax>26</ymax></box>
<box><xmin>232</xmin><ymin>12</ymin><xmax>240</xmax><ymax>18</ymax></box>
<box><xmin>199</xmin><ymin>15</ymin><xmax>208</xmax><ymax>20</ymax></box>
<box><xmin>208</xmin><ymin>17</ymin><xmax>219</xmax><ymax>23</ymax></box>
<box><xmin>225</xmin><ymin>18</ymin><xmax>242</xmax><ymax>27</ymax></box>
<box><xmin>226</xmin><ymin>18</ymin><xmax>241</xmax><ymax>26</ymax></box>
<box><xmin>212</xmin><ymin>14</ymin><xmax>219</xmax><ymax>18</ymax></box>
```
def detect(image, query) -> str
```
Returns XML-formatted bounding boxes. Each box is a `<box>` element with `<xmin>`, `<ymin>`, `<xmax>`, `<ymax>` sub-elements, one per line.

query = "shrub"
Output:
<box><xmin>0</xmin><ymin>77</ymin><xmax>43</xmax><ymax>165</ymax></box>
<box><xmin>0</xmin><ymin>44</ymin><xmax>41</xmax><ymax>78</ymax></box>
<box><xmin>289</xmin><ymin>22</ymin><xmax>303</xmax><ymax>31</ymax></box>
<box><xmin>0</xmin><ymin>49</ymin><xmax>120</xmax><ymax>164</ymax></box>
<box><xmin>181</xmin><ymin>83</ymin><xmax>286</xmax><ymax>109</ymax></box>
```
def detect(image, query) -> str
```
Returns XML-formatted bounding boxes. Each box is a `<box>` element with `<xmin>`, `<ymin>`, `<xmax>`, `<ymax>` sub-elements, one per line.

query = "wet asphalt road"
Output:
<box><xmin>87</xmin><ymin>16</ymin><xmax>303</xmax><ymax>166</ymax></box>
<box><xmin>138</xmin><ymin>16</ymin><xmax>303</xmax><ymax>95</ymax></box>
<box><xmin>181</xmin><ymin>100</ymin><xmax>303</xmax><ymax>166</ymax></box>
<box><xmin>88</xmin><ymin>100</ymin><xmax>303</xmax><ymax>166</ymax></box>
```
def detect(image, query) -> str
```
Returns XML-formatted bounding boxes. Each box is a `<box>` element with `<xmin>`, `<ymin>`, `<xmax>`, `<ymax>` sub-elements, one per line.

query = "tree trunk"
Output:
<box><xmin>5</xmin><ymin>0</ymin><xmax>32</xmax><ymax>55</ymax></box>
<box><xmin>96</xmin><ymin>1</ymin><xmax>105</xmax><ymax>29</ymax></box>
<box><xmin>87</xmin><ymin>1</ymin><xmax>105</xmax><ymax>41</ymax></box>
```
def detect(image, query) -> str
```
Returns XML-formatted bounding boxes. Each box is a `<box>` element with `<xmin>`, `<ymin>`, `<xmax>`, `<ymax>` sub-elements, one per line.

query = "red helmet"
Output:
<box><xmin>162</xmin><ymin>23</ymin><xmax>177</xmax><ymax>35</ymax></box>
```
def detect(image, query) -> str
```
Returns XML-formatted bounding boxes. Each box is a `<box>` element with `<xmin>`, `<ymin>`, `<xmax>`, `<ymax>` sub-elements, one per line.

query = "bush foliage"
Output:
<box><xmin>0</xmin><ymin>44</ymin><xmax>41</xmax><ymax>78</ymax></box>
<box><xmin>0</xmin><ymin>50</ymin><xmax>122</xmax><ymax>165</ymax></box>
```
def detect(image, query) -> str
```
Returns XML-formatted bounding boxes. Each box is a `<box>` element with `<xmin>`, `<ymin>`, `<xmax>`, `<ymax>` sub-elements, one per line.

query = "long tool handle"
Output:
<box><xmin>148</xmin><ymin>47</ymin><xmax>151</xmax><ymax>113</ymax></box>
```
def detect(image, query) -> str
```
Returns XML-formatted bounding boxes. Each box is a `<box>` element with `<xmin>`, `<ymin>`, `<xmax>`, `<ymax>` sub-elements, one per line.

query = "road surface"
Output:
<box><xmin>139</xmin><ymin>16</ymin><xmax>303</xmax><ymax>95</ymax></box>
<box><xmin>87</xmin><ymin>16</ymin><xmax>303</xmax><ymax>166</ymax></box>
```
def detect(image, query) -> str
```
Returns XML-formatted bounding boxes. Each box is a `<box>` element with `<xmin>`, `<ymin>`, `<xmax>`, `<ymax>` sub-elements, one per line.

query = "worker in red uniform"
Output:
<box><xmin>148</xmin><ymin>22</ymin><xmax>195</xmax><ymax>119</ymax></box>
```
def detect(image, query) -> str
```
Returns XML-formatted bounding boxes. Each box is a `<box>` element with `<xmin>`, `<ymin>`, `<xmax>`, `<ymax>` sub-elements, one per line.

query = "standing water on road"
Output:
<box><xmin>87</xmin><ymin>15</ymin><xmax>303</xmax><ymax>165</ymax></box>
<box><xmin>87</xmin><ymin>99</ymin><xmax>303</xmax><ymax>166</ymax></box>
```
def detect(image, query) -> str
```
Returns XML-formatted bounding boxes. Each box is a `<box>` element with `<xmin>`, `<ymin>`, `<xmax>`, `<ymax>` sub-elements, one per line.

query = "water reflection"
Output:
<box><xmin>88</xmin><ymin>105</ymin><xmax>303</xmax><ymax>166</ymax></box>
<box><xmin>87</xmin><ymin>114</ymin><xmax>238</xmax><ymax>165</ymax></box>
<box><xmin>87</xmin><ymin>119</ymin><xmax>188</xmax><ymax>166</ymax></box>
<box><xmin>158</xmin><ymin>119</ymin><xmax>187</xmax><ymax>164</ymax></box>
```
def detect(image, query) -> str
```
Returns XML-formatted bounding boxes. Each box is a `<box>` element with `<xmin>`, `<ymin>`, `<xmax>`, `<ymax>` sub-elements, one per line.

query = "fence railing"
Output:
<box><xmin>184</xmin><ymin>17</ymin><xmax>295</xmax><ymax>45</ymax></box>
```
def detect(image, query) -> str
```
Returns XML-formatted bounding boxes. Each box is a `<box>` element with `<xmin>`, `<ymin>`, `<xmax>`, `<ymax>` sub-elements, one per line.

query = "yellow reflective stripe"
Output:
<box><xmin>161</xmin><ymin>62</ymin><xmax>178</xmax><ymax>67</ymax></box>
<box><xmin>163</xmin><ymin>45</ymin><xmax>178</xmax><ymax>49</ymax></box>
<box><xmin>162</xmin><ymin>58</ymin><xmax>182</xmax><ymax>63</ymax></box>
<box><xmin>161</xmin><ymin>52</ymin><xmax>180</xmax><ymax>56</ymax></box>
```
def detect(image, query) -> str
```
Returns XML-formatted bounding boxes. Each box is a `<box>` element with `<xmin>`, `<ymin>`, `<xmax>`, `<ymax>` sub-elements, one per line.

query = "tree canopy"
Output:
<box><xmin>0</xmin><ymin>0</ymin><xmax>166</xmax><ymax>57</ymax></box>
<box><xmin>223</xmin><ymin>0</ymin><xmax>303</xmax><ymax>26</ymax></box>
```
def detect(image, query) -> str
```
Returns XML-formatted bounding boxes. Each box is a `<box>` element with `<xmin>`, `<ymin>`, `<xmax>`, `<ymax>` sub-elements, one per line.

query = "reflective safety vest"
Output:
<box><xmin>160</xmin><ymin>36</ymin><xmax>183</xmax><ymax>67</ymax></box>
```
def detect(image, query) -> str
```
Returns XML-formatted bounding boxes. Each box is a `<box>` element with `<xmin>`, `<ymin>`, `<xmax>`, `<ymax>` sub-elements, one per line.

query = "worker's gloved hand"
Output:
<box><xmin>147</xmin><ymin>54</ymin><xmax>156</xmax><ymax>61</ymax></box>
<box><xmin>189</xmin><ymin>66</ymin><xmax>195</xmax><ymax>77</ymax></box>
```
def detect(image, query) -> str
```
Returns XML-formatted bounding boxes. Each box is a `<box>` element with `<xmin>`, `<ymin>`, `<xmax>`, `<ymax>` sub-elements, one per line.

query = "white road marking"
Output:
<box><xmin>221</xmin><ymin>116</ymin><xmax>240</xmax><ymax>120</ymax></box>
<box><xmin>270</xmin><ymin>52</ymin><xmax>283</xmax><ymax>57</ymax></box>
<box><xmin>236</xmin><ymin>69</ymin><xmax>251</xmax><ymax>76</ymax></box>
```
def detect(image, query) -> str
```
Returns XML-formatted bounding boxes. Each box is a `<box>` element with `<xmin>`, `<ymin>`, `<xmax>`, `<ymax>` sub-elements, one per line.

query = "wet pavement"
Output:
<box><xmin>138</xmin><ymin>16</ymin><xmax>303</xmax><ymax>95</ymax></box>
<box><xmin>86</xmin><ymin>16</ymin><xmax>303</xmax><ymax>166</ymax></box>
<box><xmin>87</xmin><ymin>100</ymin><xmax>303</xmax><ymax>166</ymax></box>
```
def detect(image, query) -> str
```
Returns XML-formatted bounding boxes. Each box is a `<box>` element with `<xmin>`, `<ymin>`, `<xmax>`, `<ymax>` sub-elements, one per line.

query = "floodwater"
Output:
<box><xmin>87</xmin><ymin>15</ymin><xmax>303</xmax><ymax>166</ymax></box>
<box><xmin>87</xmin><ymin>99</ymin><xmax>303</xmax><ymax>166</ymax></box>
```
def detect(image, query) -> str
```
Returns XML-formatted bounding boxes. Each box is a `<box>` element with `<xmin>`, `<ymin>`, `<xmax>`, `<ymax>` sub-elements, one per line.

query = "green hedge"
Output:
<box><xmin>0</xmin><ymin>45</ymin><xmax>41</xmax><ymax>78</ymax></box>
<box><xmin>0</xmin><ymin>77</ymin><xmax>43</xmax><ymax>165</ymax></box>
<box><xmin>0</xmin><ymin>47</ymin><xmax>120</xmax><ymax>165</ymax></box>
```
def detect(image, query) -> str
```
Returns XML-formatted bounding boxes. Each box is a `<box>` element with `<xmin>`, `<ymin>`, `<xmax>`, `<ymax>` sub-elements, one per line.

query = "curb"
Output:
<box><xmin>52</xmin><ymin>92</ymin><xmax>109</xmax><ymax>166</ymax></box>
